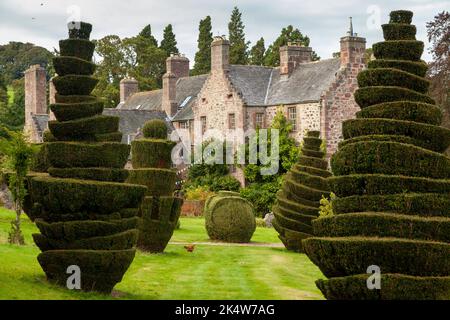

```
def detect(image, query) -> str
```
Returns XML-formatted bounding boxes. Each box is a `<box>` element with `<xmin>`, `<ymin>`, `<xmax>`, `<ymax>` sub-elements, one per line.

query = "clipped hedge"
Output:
<box><xmin>53</xmin><ymin>56</ymin><xmax>96</xmax><ymax>76</ymax></box>
<box><xmin>357</xmin><ymin>68</ymin><xmax>430</xmax><ymax>94</ymax></box>
<box><xmin>354</xmin><ymin>86</ymin><xmax>435</xmax><ymax>108</ymax></box>
<box><xmin>329</xmin><ymin>174</ymin><xmax>450</xmax><ymax>197</ymax></box>
<box><xmin>356</xmin><ymin>101</ymin><xmax>442</xmax><ymax>125</ymax></box>
<box><xmin>53</xmin><ymin>75</ymin><xmax>99</xmax><ymax>96</ymax></box>
<box><xmin>143</xmin><ymin>119</ymin><xmax>168</xmax><ymax>139</ymax></box>
<box><xmin>332</xmin><ymin>193</ymin><xmax>450</xmax><ymax>217</ymax></box>
<box><xmin>331</xmin><ymin>141</ymin><xmax>450</xmax><ymax>179</ymax></box>
<box><xmin>382</xmin><ymin>24</ymin><xmax>416</xmax><ymax>40</ymax></box>
<box><xmin>68</xmin><ymin>22</ymin><xmax>92</xmax><ymax>40</ymax></box>
<box><xmin>317</xmin><ymin>274</ymin><xmax>450</xmax><ymax>300</ymax></box>
<box><xmin>390</xmin><ymin>10</ymin><xmax>413</xmax><ymax>24</ymax></box>
<box><xmin>50</xmin><ymin>101</ymin><xmax>103</xmax><ymax>122</ymax></box>
<box><xmin>55</xmin><ymin>94</ymin><xmax>97</xmax><ymax>104</ymax></box>
<box><xmin>48</xmin><ymin>167</ymin><xmax>129</xmax><ymax>182</ymax></box>
<box><xmin>131</xmin><ymin>139</ymin><xmax>176</xmax><ymax>169</ymax></box>
<box><xmin>373</xmin><ymin>40</ymin><xmax>424</xmax><ymax>61</ymax></box>
<box><xmin>59</xmin><ymin>39</ymin><xmax>95</xmax><ymax>61</ymax></box>
<box><xmin>338</xmin><ymin>134</ymin><xmax>430</xmax><ymax>151</ymax></box>
<box><xmin>205</xmin><ymin>194</ymin><xmax>256</xmax><ymax>243</ymax></box>
<box><xmin>127</xmin><ymin>168</ymin><xmax>176</xmax><ymax>196</ymax></box>
<box><xmin>46</xmin><ymin>142</ymin><xmax>130</xmax><ymax>169</ymax></box>
<box><xmin>343</xmin><ymin>118</ymin><xmax>450</xmax><ymax>152</ymax></box>
<box><xmin>48</xmin><ymin>115</ymin><xmax>119</xmax><ymax>141</ymax></box>
<box><xmin>368</xmin><ymin>59</ymin><xmax>428</xmax><ymax>77</ymax></box>
<box><xmin>313</xmin><ymin>213</ymin><xmax>450</xmax><ymax>243</ymax></box>
<box><xmin>303</xmin><ymin>237</ymin><xmax>450</xmax><ymax>278</ymax></box>
<box><xmin>37</xmin><ymin>249</ymin><xmax>136</xmax><ymax>293</ymax></box>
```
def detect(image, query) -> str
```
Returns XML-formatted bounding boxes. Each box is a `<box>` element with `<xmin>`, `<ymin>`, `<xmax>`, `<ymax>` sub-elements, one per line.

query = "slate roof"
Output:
<box><xmin>117</xmin><ymin>90</ymin><xmax>163</xmax><ymax>111</ymax></box>
<box><xmin>102</xmin><ymin>109</ymin><xmax>174</xmax><ymax>144</ymax></box>
<box><xmin>32</xmin><ymin>114</ymin><xmax>49</xmax><ymax>140</ymax></box>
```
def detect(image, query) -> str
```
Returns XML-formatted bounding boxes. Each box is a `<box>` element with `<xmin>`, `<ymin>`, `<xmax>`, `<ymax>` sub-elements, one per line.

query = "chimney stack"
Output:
<box><xmin>211</xmin><ymin>36</ymin><xmax>230</xmax><ymax>73</ymax></box>
<box><xmin>120</xmin><ymin>78</ymin><xmax>139</xmax><ymax>104</ymax></box>
<box><xmin>25</xmin><ymin>65</ymin><xmax>47</xmax><ymax>130</ymax></box>
<box><xmin>162</xmin><ymin>54</ymin><xmax>190</xmax><ymax>117</ymax></box>
<box><xmin>280</xmin><ymin>43</ymin><xmax>312</xmax><ymax>77</ymax></box>
<box><xmin>340</xmin><ymin>17</ymin><xmax>366</xmax><ymax>67</ymax></box>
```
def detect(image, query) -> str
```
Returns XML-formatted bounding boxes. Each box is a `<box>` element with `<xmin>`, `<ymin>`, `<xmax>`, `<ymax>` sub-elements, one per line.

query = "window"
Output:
<box><xmin>201</xmin><ymin>116</ymin><xmax>207</xmax><ymax>134</ymax></box>
<box><xmin>288</xmin><ymin>107</ymin><xmax>297</xmax><ymax>131</ymax></box>
<box><xmin>228</xmin><ymin>113</ymin><xmax>236</xmax><ymax>130</ymax></box>
<box><xmin>255</xmin><ymin>113</ymin><xmax>264</xmax><ymax>129</ymax></box>
<box><xmin>180</xmin><ymin>121</ymin><xmax>189</xmax><ymax>130</ymax></box>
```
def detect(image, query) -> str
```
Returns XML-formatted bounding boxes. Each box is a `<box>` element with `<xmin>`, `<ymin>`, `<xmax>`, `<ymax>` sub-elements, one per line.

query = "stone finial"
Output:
<box><xmin>340</xmin><ymin>17</ymin><xmax>366</xmax><ymax>67</ymax></box>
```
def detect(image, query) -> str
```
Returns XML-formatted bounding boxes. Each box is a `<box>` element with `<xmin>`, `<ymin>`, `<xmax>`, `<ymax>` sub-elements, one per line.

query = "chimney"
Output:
<box><xmin>49</xmin><ymin>76</ymin><xmax>57</xmax><ymax>121</ymax></box>
<box><xmin>120</xmin><ymin>78</ymin><xmax>139</xmax><ymax>104</ymax></box>
<box><xmin>211</xmin><ymin>36</ymin><xmax>230</xmax><ymax>73</ymax></box>
<box><xmin>340</xmin><ymin>17</ymin><xmax>366</xmax><ymax>67</ymax></box>
<box><xmin>280</xmin><ymin>43</ymin><xmax>312</xmax><ymax>76</ymax></box>
<box><xmin>24</xmin><ymin>65</ymin><xmax>47</xmax><ymax>130</ymax></box>
<box><xmin>162</xmin><ymin>54</ymin><xmax>190</xmax><ymax>117</ymax></box>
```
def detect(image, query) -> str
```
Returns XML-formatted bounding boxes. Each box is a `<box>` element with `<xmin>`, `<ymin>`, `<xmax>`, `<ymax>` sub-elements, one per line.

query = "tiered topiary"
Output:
<box><xmin>23</xmin><ymin>22</ymin><xmax>147</xmax><ymax>293</ymax></box>
<box><xmin>205</xmin><ymin>191</ymin><xmax>256</xmax><ymax>243</ymax></box>
<box><xmin>126</xmin><ymin>119</ymin><xmax>183</xmax><ymax>253</ymax></box>
<box><xmin>303</xmin><ymin>10</ymin><xmax>450</xmax><ymax>300</ymax></box>
<box><xmin>272</xmin><ymin>131</ymin><xmax>331</xmax><ymax>252</ymax></box>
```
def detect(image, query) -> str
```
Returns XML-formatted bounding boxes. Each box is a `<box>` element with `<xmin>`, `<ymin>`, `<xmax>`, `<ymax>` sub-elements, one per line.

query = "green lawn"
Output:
<box><xmin>7</xmin><ymin>86</ymin><xmax>14</xmax><ymax>105</ymax></box>
<box><xmin>0</xmin><ymin>208</ymin><xmax>324</xmax><ymax>300</ymax></box>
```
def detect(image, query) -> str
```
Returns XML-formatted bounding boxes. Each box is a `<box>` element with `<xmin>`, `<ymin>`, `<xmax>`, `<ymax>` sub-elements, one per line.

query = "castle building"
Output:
<box><xmin>25</xmin><ymin>21</ymin><xmax>366</xmax><ymax>182</ymax></box>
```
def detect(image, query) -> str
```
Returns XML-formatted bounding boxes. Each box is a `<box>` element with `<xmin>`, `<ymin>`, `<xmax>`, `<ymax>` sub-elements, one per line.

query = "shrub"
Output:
<box><xmin>185</xmin><ymin>186</ymin><xmax>216</xmax><ymax>201</ymax></box>
<box><xmin>319</xmin><ymin>193</ymin><xmax>336</xmax><ymax>218</ymax></box>
<box><xmin>240</xmin><ymin>180</ymin><xmax>281</xmax><ymax>217</ymax></box>
<box><xmin>68</xmin><ymin>22</ymin><xmax>92</xmax><ymax>40</ymax></box>
<box><xmin>273</xmin><ymin>131</ymin><xmax>330</xmax><ymax>252</ymax></box>
<box><xmin>302</xmin><ymin>10</ymin><xmax>450</xmax><ymax>300</ymax></box>
<box><xmin>53</xmin><ymin>56</ymin><xmax>96</xmax><ymax>76</ymax></box>
<box><xmin>53</xmin><ymin>75</ymin><xmax>99</xmax><ymax>96</ymax></box>
<box><xmin>48</xmin><ymin>115</ymin><xmax>119</xmax><ymax>141</ymax></box>
<box><xmin>127</xmin><ymin>168</ymin><xmax>176</xmax><ymax>196</ymax></box>
<box><xmin>142</xmin><ymin>119</ymin><xmax>168</xmax><ymax>139</ymax></box>
<box><xmin>205</xmin><ymin>193</ymin><xmax>256</xmax><ymax>243</ymax></box>
<box><xmin>131</xmin><ymin>139</ymin><xmax>175</xmax><ymax>169</ymax></box>
<box><xmin>48</xmin><ymin>167</ymin><xmax>129</xmax><ymax>182</ymax></box>
<box><xmin>59</xmin><ymin>39</ymin><xmax>95</xmax><ymax>61</ymax></box>
<box><xmin>50</xmin><ymin>101</ymin><xmax>104</xmax><ymax>122</ymax></box>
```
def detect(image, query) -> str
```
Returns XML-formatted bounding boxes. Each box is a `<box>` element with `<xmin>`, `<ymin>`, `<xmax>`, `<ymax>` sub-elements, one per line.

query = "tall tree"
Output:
<box><xmin>192</xmin><ymin>16</ymin><xmax>213</xmax><ymax>76</ymax></box>
<box><xmin>249</xmin><ymin>37</ymin><xmax>266</xmax><ymax>66</ymax></box>
<box><xmin>139</xmin><ymin>24</ymin><xmax>159</xmax><ymax>47</ymax></box>
<box><xmin>426</xmin><ymin>11</ymin><xmax>450</xmax><ymax>130</ymax></box>
<box><xmin>0</xmin><ymin>78</ymin><xmax>25</xmax><ymax>131</ymax></box>
<box><xmin>160</xmin><ymin>24</ymin><xmax>179</xmax><ymax>57</ymax></box>
<box><xmin>264</xmin><ymin>26</ymin><xmax>319</xmax><ymax>66</ymax></box>
<box><xmin>228</xmin><ymin>7</ymin><xmax>249</xmax><ymax>65</ymax></box>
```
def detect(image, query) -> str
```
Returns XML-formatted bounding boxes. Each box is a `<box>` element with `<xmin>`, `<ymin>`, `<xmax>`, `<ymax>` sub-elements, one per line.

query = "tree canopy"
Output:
<box><xmin>228</xmin><ymin>7</ymin><xmax>249</xmax><ymax>65</ymax></box>
<box><xmin>192</xmin><ymin>16</ymin><xmax>213</xmax><ymax>76</ymax></box>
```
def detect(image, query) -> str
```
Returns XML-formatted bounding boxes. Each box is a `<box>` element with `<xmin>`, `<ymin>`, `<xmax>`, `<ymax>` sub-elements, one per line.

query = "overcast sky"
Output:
<box><xmin>0</xmin><ymin>0</ymin><xmax>448</xmax><ymax>63</ymax></box>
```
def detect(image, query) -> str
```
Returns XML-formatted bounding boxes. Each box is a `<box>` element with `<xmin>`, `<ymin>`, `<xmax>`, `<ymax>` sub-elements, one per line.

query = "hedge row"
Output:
<box><xmin>46</xmin><ymin>142</ymin><xmax>129</xmax><ymax>169</ymax></box>
<box><xmin>35</xmin><ymin>217</ymin><xmax>139</xmax><ymax>241</ymax></box>
<box><xmin>59</xmin><ymin>39</ymin><xmax>95</xmax><ymax>61</ymax></box>
<box><xmin>354</xmin><ymin>86</ymin><xmax>435</xmax><ymax>108</ymax></box>
<box><xmin>356</xmin><ymin>101</ymin><xmax>442</xmax><ymax>125</ymax></box>
<box><xmin>332</xmin><ymin>193</ymin><xmax>450</xmax><ymax>217</ymax></box>
<box><xmin>138</xmin><ymin>196</ymin><xmax>183</xmax><ymax>252</ymax></box>
<box><xmin>53</xmin><ymin>75</ymin><xmax>99</xmax><ymax>96</ymax></box>
<box><xmin>94</xmin><ymin>132</ymin><xmax>123</xmax><ymax>143</ymax></box>
<box><xmin>303</xmin><ymin>237</ymin><xmax>450</xmax><ymax>278</ymax></box>
<box><xmin>357</xmin><ymin>68</ymin><xmax>430</xmax><ymax>94</ymax></box>
<box><xmin>329</xmin><ymin>174</ymin><xmax>450</xmax><ymax>197</ymax></box>
<box><xmin>313</xmin><ymin>213</ymin><xmax>450</xmax><ymax>243</ymax></box>
<box><xmin>331</xmin><ymin>141</ymin><xmax>450</xmax><ymax>179</ymax></box>
<box><xmin>53</xmin><ymin>56</ymin><xmax>96</xmax><ymax>76</ymax></box>
<box><xmin>131</xmin><ymin>139</ymin><xmax>176</xmax><ymax>169</ymax></box>
<box><xmin>373</xmin><ymin>40</ymin><xmax>424</xmax><ymax>61</ymax></box>
<box><xmin>382</xmin><ymin>24</ymin><xmax>416</xmax><ymax>41</ymax></box>
<box><xmin>34</xmin><ymin>229</ymin><xmax>138</xmax><ymax>251</ymax></box>
<box><xmin>37</xmin><ymin>249</ymin><xmax>136</xmax><ymax>293</ymax></box>
<box><xmin>49</xmin><ymin>115</ymin><xmax>119</xmax><ymax>141</ymax></box>
<box><xmin>50</xmin><ymin>101</ymin><xmax>104</xmax><ymax>122</ymax></box>
<box><xmin>127</xmin><ymin>168</ymin><xmax>176</xmax><ymax>197</ymax></box>
<box><xmin>48</xmin><ymin>167</ymin><xmax>129</xmax><ymax>182</ymax></box>
<box><xmin>317</xmin><ymin>274</ymin><xmax>450</xmax><ymax>300</ymax></box>
<box><xmin>368</xmin><ymin>59</ymin><xmax>428</xmax><ymax>77</ymax></box>
<box><xmin>343</xmin><ymin>118</ymin><xmax>450</xmax><ymax>152</ymax></box>
<box><xmin>28</xmin><ymin>176</ymin><xmax>146</xmax><ymax>218</ymax></box>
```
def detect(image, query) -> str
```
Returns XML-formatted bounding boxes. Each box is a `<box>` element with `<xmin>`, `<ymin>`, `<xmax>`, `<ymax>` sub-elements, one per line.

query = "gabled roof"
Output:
<box><xmin>117</xmin><ymin>90</ymin><xmax>162</xmax><ymax>111</ymax></box>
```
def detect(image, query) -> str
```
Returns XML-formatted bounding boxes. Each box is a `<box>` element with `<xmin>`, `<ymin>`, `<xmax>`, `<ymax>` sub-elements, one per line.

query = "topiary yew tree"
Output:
<box><xmin>303</xmin><ymin>10</ymin><xmax>450</xmax><ymax>300</ymax></box>
<box><xmin>127</xmin><ymin>119</ymin><xmax>183</xmax><ymax>253</ymax></box>
<box><xmin>23</xmin><ymin>22</ymin><xmax>147</xmax><ymax>293</ymax></box>
<box><xmin>272</xmin><ymin>131</ymin><xmax>330</xmax><ymax>252</ymax></box>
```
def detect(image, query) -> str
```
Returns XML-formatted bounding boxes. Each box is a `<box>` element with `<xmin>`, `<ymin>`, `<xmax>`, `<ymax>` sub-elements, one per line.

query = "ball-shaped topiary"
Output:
<box><xmin>143</xmin><ymin>119</ymin><xmax>168</xmax><ymax>139</ymax></box>
<box><xmin>302</xmin><ymin>10</ymin><xmax>450</xmax><ymax>300</ymax></box>
<box><xmin>24</xmin><ymin>22</ymin><xmax>146</xmax><ymax>293</ymax></box>
<box><xmin>127</xmin><ymin>120</ymin><xmax>182</xmax><ymax>253</ymax></box>
<box><xmin>205</xmin><ymin>192</ymin><xmax>256</xmax><ymax>243</ymax></box>
<box><xmin>272</xmin><ymin>131</ymin><xmax>331</xmax><ymax>252</ymax></box>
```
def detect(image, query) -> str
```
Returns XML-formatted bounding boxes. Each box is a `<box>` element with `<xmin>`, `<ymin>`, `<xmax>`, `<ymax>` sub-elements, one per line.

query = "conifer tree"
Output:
<box><xmin>139</xmin><ymin>24</ymin><xmax>158</xmax><ymax>47</ymax></box>
<box><xmin>249</xmin><ymin>37</ymin><xmax>266</xmax><ymax>66</ymax></box>
<box><xmin>228</xmin><ymin>7</ymin><xmax>249</xmax><ymax>65</ymax></box>
<box><xmin>192</xmin><ymin>16</ymin><xmax>213</xmax><ymax>75</ymax></box>
<box><xmin>160</xmin><ymin>24</ymin><xmax>179</xmax><ymax>57</ymax></box>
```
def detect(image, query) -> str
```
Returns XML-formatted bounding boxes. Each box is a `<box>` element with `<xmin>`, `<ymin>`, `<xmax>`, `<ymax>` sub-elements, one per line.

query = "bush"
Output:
<box><xmin>50</xmin><ymin>101</ymin><xmax>104</xmax><ymax>122</ymax></box>
<box><xmin>142</xmin><ymin>120</ymin><xmax>168</xmax><ymax>139</ymax></box>
<box><xmin>354</xmin><ymin>86</ymin><xmax>434</xmax><ymax>108</ymax></box>
<box><xmin>48</xmin><ymin>115</ymin><xmax>119</xmax><ymax>141</ymax></box>
<box><xmin>205</xmin><ymin>193</ymin><xmax>256</xmax><ymax>243</ymax></box>
<box><xmin>319</xmin><ymin>193</ymin><xmax>336</xmax><ymax>218</ymax></box>
<box><xmin>127</xmin><ymin>168</ymin><xmax>176</xmax><ymax>196</ymax></box>
<box><xmin>373</xmin><ymin>40</ymin><xmax>424</xmax><ymax>61</ymax></box>
<box><xmin>68</xmin><ymin>22</ymin><xmax>92</xmax><ymax>40</ymax></box>
<box><xmin>390</xmin><ymin>10</ymin><xmax>413</xmax><ymax>24</ymax></box>
<box><xmin>53</xmin><ymin>75</ymin><xmax>99</xmax><ymax>96</ymax></box>
<box><xmin>240</xmin><ymin>180</ymin><xmax>281</xmax><ymax>217</ymax></box>
<box><xmin>185</xmin><ymin>186</ymin><xmax>216</xmax><ymax>201</ymax></box>
<box><xmin>368</xmin><ymin>59</ymin><xmax>428</xmax><ymax>77</ymax></box>
<box><xmin>59</xmin><ymin>39</ymin><xmax>95</xmax><ymax>61</ymax></box>
<box><xmin>48</xmin><ymin>167</ymin><xmax>129</xmax><ymax>182</ymax></box>
<box><xmin>53</xmin><ymin>56</ymin><xmax>96</xmax><ymax>76</ymax></box>
<box><xmin>131</xmin><ymin>139</ymin><xmax>175</xmax><ymax>169</ymax></box>
<box><xmin>382</xmin><ymin>24</ymin><xmax>416</xmax><ymax>40</ymax></box>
